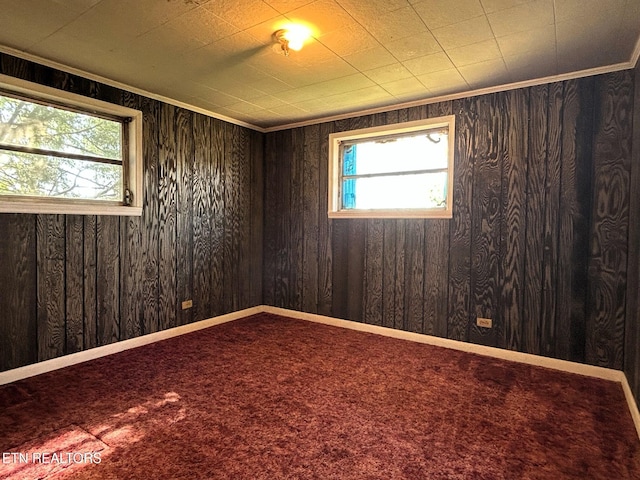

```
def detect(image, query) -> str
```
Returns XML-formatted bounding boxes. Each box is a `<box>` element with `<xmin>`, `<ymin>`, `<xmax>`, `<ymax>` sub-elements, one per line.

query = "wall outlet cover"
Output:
<box><xmin>477</xmin><ymin>317</ymin><xmax>492</xmax><ymax>328</ymax></box>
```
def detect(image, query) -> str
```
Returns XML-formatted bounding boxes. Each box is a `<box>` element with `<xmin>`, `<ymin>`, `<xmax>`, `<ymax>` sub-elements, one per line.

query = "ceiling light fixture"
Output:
<box><xmin>273</xmin><ymin>25</ymin><xmax>311</xmax><ymax>56</ymax></box>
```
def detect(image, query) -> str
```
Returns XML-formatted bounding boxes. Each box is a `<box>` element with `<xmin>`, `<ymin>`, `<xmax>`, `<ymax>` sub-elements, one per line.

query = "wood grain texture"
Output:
<box><xmin>364</xmin><ymin>219</ymin><xmax>383</xmax><ymax>326</ymax></box>
<box><xmin>448</xmin><ymin>97</ymin><xmax>474</xmax><ymax>341</ymax></box>
<box><xmin>501</xmin><ymin>89</ymin><xmax>528</xmax><ymax>352</ymax></box>
<box><xmin>83</xmin><ymin>216</ymin><xmax>98</xmax><ymax>350</ymax></box>
<box><xmin>425</xmin><ymin>101</ymin><xmax>452</xmax><ymax>338</ymax></box>
<box><xmin>176</xmin><ymin>107</ymin><xmax>194</xmax><ymax>325</ymax></box>
<box><xmin>586</xmin><ymin>71</ymin><xmax>633</xmax><ymax>369</ymax></box>
<box><xmin>140</xmin><ymin>97</ymin><xmax>160</xmax><ymax>335</ymax></box>
<box><xmin>249</xmin><ymin>129</ymin><xmax>264</xmax><ymax>307</ymax></box>
<box><xmin>302</xmin><ymin>124</ymin><xmax>320</xmax><ymax>314</ymax></box>
<box><xmin>96</xmin><ymin>216</ymin><xmax>120</xmax><ymax>346</ymax></box>
<box><xmin>317</xmin><ymin>122</ymin><xmax>334</xmax><ymax>317</ymax></box>
<box><xmin>469</xmin><ymin>95</ymin><xmax>501</xmax><ymax>348</ymax></box>
<box><xmin>625</xmin><ymin>62</ymin><xmax>640</xmax><ymax>401</ymax></box>
<box><xmin>193</xmin><ymin>113</ymin><xmax>212</xmax><ymax>322</ymax></box>
<box><xmin>0</xmin><ymin>214</ymin><xmax>36</xmax><ymax>370</ymax></box>
<box><xmin>523</xmin><ymin>84</ymin><xmax>548</xmax><ymax>355</ymax></box>
<box><xmin>3</xmin><ymin>49</ymin><xmax>640</xmax><ymax>407</ymax></box>
<box><xmin>224</xmin><ymin>123</ymin><xmax>240</xmax><ymax>313</ymax></box>
<box><xmin>290</xmin><ymin>127</ymin><xmax>305</xmax><ymax>311</ymax></box>
<box><xmin>541</xmin><ymin>81</ymin><xmax>564</xmax><ymax>359</ymax></box>
<box><xmin>238</xmin><ymin>127</ymin><xmax>253</xmax><ymax>310</ymax></box>
<box><xmin>275</xmin><ymin>129</ymin><xmax>292</xmax><ymax>309</ymax></box>
<box><xmin>347</xmin><ymin>219</ymin><xmax>366</xmax><ymax>323</ymax></box>
<box><xmin>0</xmin><ymin>52</ymin><xmax>264</xmax><ymax>373</ymax></box>
<box><xmin>262</xmin><ymin>132</ymin><xmax>277</xmax><ymax>307</ymax></box>
<box><xmin>158</xmin><ymin>103</ymin><xmax>178</xmax><ymax>331</ymax></box>
<box><xmin>393</xmin><ymin>220</ymin><xmax>406</xmax><ymax>330</ymax></box>
<box><xmin>382</xmin><ymin>220</ymin><xmax>396</xmax><ymax>329</ymax></box>
<box><xmin>120</xmin><ymin>93</ymin><xmax>144</xmax><ymax>340</ymax></box>
<box><xmin>210</xmin><ymin>118</ymin><xmax>226</xmax><ymax>316</ymax></box>
<box><xmin>404</xmin><ymin>220</ymin><xmax>424</xmax><ymax>333</ymax></box>
<box><xmin>331</xmin><ymin>218</ymin><xmax>349</xmax><ymax>320</ymax></box>
<box><xmin>556</xmin><ymin>78</ymin><xmax>592</xmax><ymax>362</ymax></box>
<box><xmin>65</xmin><ymin>215</ymin><xmax>84</xmax><ymax>353</ymax></box>
<box><xmin>37</xmin><ymin>214</ymin><xmax>66</xmax><ymax>361</ymax></box>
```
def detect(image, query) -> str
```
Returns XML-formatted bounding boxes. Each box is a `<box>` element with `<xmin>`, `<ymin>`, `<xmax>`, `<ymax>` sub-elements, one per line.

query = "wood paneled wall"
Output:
<box><xmin>0</xmin><ymin>54</ymin><xmax>264</xmax><ymax>372</ymax></box>
<box><xmin>625</xmin><ymin>61</ymin><xmax>640</xmax><ymax>402</ymax></box>
<box><xmin>264</xmin><ymin>72</ymin><xmax>637</xmax><ymax>386</ymax></box>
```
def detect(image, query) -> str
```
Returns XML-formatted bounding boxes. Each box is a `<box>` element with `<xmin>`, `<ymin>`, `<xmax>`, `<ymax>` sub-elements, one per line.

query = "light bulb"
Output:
<box><xmin>282</xmin><ymin>25</ymin><xmax>311</xmax><ymax>52</ymax></box>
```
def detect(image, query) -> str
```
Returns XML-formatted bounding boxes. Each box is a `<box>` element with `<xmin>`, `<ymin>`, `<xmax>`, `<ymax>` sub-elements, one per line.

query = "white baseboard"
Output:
<box><xmin>263</xmin><ymin>306</ymin><xmax>640</xmax><ymax>439</ymax></box>
<box><xmin>0</xmin><ymin>306</ymin><xmax>262</xmax><ymax>386</ymax></box>
<box><xmin>2</xmin><ymin>304</ymin><xmax>639</xmax><ymax>439</ymax></box>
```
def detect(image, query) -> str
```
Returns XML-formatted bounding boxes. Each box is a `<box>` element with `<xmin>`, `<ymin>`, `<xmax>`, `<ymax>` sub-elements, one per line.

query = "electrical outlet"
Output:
<box><xmin>181</xmin><ymin>299</ymin><xmax>193</xmax><ymax>310</ymax></box>
<box><xmin>477</xmin><ymin>317</ymin><xmax>492</xmax><ymax>328</ymax></box>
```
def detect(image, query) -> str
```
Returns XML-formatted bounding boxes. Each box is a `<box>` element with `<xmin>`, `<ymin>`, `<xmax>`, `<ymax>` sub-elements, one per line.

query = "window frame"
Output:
<box><xmin>328</xmin><ymin>115</ymin><xmax>455</xmax><ymax>219</ymax></box>
<box><xmin>0</xmin><ymin>74</ymin><xmax>143</xmax><ymax>216</ymax></box>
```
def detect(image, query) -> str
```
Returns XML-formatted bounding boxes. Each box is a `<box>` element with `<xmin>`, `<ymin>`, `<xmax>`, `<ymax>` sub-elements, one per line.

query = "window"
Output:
<box><xmin>0</xmin><ymin>74</ymin><xmax>143</xmax><ymax>216</ymax></box>
<box><xmin>328</xmin><ymin>115</ymin><xmax>455</xmax><ymax>219</ymax></box>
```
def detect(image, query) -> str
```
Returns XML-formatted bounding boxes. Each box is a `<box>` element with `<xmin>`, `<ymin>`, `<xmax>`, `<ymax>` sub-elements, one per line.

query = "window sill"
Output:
<box><xmin>0</xmin><ymin>201</ymin><xmax>142</xmax><ymax>216</ymax></box>
<box><xmin>328</xmin><ymin>209</ymin><xmax>452</xmax><ymax>219</ymax></box>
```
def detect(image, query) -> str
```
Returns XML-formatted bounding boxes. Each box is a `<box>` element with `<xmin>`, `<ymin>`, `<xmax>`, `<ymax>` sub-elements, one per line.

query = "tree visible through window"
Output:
<box><xmin>0</xmin><ymin>92</ymin><xmax>125</xmax><ymax>202</ymax></box>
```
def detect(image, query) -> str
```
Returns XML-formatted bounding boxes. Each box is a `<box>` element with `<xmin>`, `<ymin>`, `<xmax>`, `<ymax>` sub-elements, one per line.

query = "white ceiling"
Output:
<box><xmin>1</xmin><ymin>0</ymin><xmax>639</xmax><ymax>130</ymax></box>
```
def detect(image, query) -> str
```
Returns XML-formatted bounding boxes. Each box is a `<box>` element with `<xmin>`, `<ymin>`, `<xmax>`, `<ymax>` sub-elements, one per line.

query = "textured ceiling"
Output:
<box><xmin>1</xmin><ymin>0</ymin><xmax>639</xmax><ymax>130</ymax></box>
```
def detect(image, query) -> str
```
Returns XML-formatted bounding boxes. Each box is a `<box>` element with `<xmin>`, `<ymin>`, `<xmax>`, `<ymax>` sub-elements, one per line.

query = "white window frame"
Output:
<box><xmin>0</xmin><ymin>74</ymin><xmax>143</xmax><ymax>216</ymax></box>
<box><xmin>328</xmin><ymin>115</ymin><xmax>455</xmax><ymax>219</ymax></box>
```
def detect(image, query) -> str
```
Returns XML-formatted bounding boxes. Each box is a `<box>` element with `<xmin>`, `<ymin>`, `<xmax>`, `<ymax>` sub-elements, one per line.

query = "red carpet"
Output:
<box><xmin>1</xmin><ymin>313</ymin><xmax>639</xmax><ymax>479</ymax></box>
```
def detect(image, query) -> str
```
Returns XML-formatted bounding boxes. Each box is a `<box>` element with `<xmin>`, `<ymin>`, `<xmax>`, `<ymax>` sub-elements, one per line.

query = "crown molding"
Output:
<box><xmin>1</xmin><ymin>44</ymin><xmax>636</xmax><ymax>135</ymax></box>
<box><xmin>263</xmin><ymin>60</ymin><xmax>634</xmax><ymax>132</ymax></box>
<box><xmin>0</xmin><ymin>45</ymin><xmax>266</xmax><ymax>133</ymax></box>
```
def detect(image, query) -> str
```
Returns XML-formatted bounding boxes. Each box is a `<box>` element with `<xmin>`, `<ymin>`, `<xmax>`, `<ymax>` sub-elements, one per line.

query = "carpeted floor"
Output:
<box><xmin>1</xmin><ymin>313</ymin><xmax>639</xmax><ymax>479</ymax></box>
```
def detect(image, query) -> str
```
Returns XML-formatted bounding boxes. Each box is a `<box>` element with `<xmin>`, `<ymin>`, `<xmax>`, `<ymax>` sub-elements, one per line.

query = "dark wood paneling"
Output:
<box><xmin>302</xmin><ymin>124</ymin><xmax>320</xmax><ymax>314</ymax></box>
<box><xmin>140</xmin><ymin>97</ymin><xmax>160</xmax><ymax>335</ymax></box>
<box><xmin>587</xmin><ymin>71</ymin><xmax>633</xmax><ymax>369</ymax></box>
<box><xmin>96</xmin><ymin>216</ymin><xmax>120</xmax><ymax>346</ymax></box>
<box><xmin>158</xmin><ymin>103</ymin><xmax>179</xmax><ymax>331</ymax></box>
<box><xmin>364</xmin><ymin>219</ymin><xmax>383</xmax><ymax>326</ymax></box>
<box><xmin>224</xmin><ymin>124</ymin><xmax>241</xmax><ymax>313</ymax></box>
<box><xmin>176</xmin><ymin>107</ymin><xmax>194</xmax><ymax>325</ymax></box>
<box><xmin>523</xmin><ymin>84</ymin><xmax>548</xmax><ymax>355</ymax></box>
<box><xmin>262</xmin><ymin>132</ymin><xmax>277</xmax><ymax>307</ymax></box>
<box><xmin>120</xmin><ymin>93</ymin><xmax>144</xmax><ymax>340</ymax></box>
<box><xmin>501</xmin><ymin>88</ymin><xmax>528</xmax><ymax>352</ymax></box>
<box><xmin>625</xmin><ymin>64</ymin><xmax>640</xmax><ymax>402</ymax></box>
<box><xmin>317</xmin><ymin>122</ymin><xmax>334</xmax><ymax>317</ymax></box>
<box><xmin>249</xmin><ymin>129</ymin><xmax>264</xmax><ymax>307</ymax></box>
<box><xmin>470</xmin><ymin>95</ymin><xmax>502</xmax><ymax>348</ymax></box>
<box><xmin>83</xmin><ymin>216</ymin><xmax>98</xmax><ymax>350</ymax></box>
<box><xmin>425</xmin><ymin>101</ymin><xmax>452</xmax><ymax>338</ymax></box>
<box><xmin>193</xmin><ymin>113</ymin><xmax>212</xmax><ymax>323</ymax></box>
<box><xmin>540</xmin><ymin>82</ymin><xmax>564</xmax><ymax>358</ymax></box>
<box><xmin>448</xmin><ymin>97</ymin><xmax>474</xmax><ymax>341</ymax></box>
<box><xmin>210</xmin><ymin>118</ymin><xmax>226</xmax><ymax>317</ymax></box>
<box><xmin>290</xmin><ymin>128</ymin><xmax>305</xmax><ymax>312</ymax></box>
<box><xmin>0</xmin><ymin>214</ymin><xmax>36</xmax><ymax>369</ymax></box>
<box><xmin>37</xmin><ymin>215</ymin><xmax>66</xmax><ymax>361</ymax></box>
<box><xmin>263</xmin><ymin>71</ymin><xmax>638</xmax><ymax>383</ymax></box>
<box><xmin>65</xmin><ymin>215</ymin><xmax>84</xmax><ymax>352</ymax></box>
<box><xmin>275</xmin><ymin>129</ymin><xmax>292</xmax><ymax>309</ymax></box>
<box><xmin>0</xmin><ymin>53</ymin><xmax>264</xmax><ymax>373</ymax></box>
<box><xmin>556</xmin><ymin>78</ymin><xmax>593</xmax><ymax>362</ymax></box>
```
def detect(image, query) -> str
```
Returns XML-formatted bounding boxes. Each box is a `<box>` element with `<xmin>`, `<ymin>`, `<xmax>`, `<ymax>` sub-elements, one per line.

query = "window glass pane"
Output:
<box><xmin>0</xmin><ymin>150</ymin><xmax>122</xmax><ymax>201</ymax></box>
<box><xmin>0</xmin><ymin>94</ymin><xmax>122</xmax><ymax>160</ymax></box>
<box><xmin>343</xmin><ymin>131</ymin><xmax>448</xmax><ymax>176</ymax></box>
<box><xmin>342</xmin><ymin>172</ymin><xmax>447</xmax><ymax>210</ymax></box>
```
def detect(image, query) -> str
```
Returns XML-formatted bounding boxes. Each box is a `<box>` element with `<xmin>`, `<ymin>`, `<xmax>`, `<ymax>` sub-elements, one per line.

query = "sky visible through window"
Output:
<box><xmin>343</xmin><ymin>131</ymin><xmax>449</xmax><ymax>210</ymax></box>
